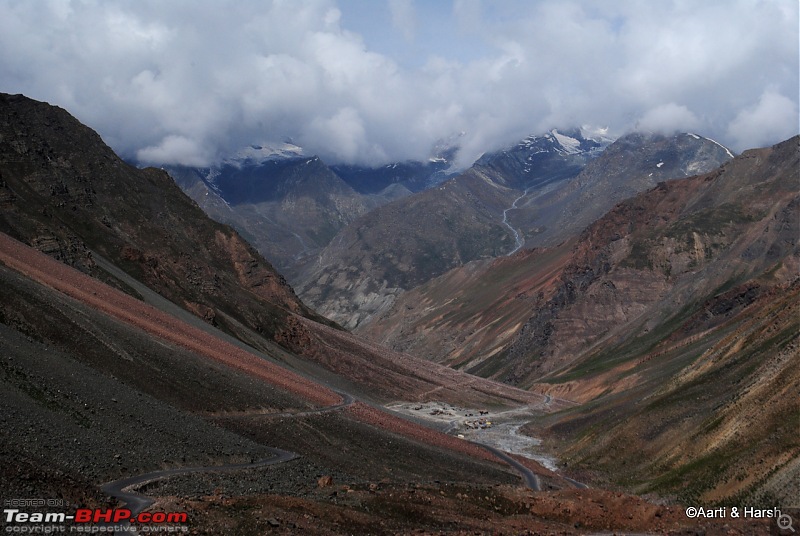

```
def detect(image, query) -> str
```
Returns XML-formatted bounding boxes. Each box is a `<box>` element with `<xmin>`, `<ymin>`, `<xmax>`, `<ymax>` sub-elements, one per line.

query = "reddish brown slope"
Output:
<box><xmin>357</xmin><ymin>242</ymin><xmax>574</xmax><ymax>373</ymax></box>
<box><xmin>0</xmin><ymin>231</ymin><xmax>341</xmax><ymax>407</ymax></box>
<box><xmin>499</xmin><ymin>137</ymin><xmax>798</xmax><ymax>384</ymax></box>
<box><xmin>280</xmin><ymin>314</ymin><xmax>553</xmax><ymax>407</ymax></box>
<box><xmin>510</xmin><ymin>137</ymin><xmax>799</xmax><ymax>506</ymax></box>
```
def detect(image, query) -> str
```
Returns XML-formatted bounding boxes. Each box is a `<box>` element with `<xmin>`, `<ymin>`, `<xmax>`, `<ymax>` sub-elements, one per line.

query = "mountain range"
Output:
<box><xmin>1</xmin><ymin>92</ymin><xmax>796</xmax><ymax>534</ymax></box>
<box><xmin>298</xmin><ymin>129</ymin><xmax>733</xmax><ymax>329</ymax></box>
<box><xmin>168</xmin><ymin>143</ymin><xmax>456</xmax><ymax>283</ymax></box>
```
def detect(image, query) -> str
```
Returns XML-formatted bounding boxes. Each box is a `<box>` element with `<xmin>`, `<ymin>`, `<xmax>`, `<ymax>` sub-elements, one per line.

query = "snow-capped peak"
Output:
<box><xmin>222</xmin><ymin>142</ymin><xmax>305</xmax><ymax>168</ymax></box>
<box><xmin>516</xmin><ymin>127</ymin><xmax>615</xmax><ymax>157</ymax></box>
<box><xmin>551</xmin><ymin>129</ymin><xmax>582</xmax><ymax>155</ymax></box>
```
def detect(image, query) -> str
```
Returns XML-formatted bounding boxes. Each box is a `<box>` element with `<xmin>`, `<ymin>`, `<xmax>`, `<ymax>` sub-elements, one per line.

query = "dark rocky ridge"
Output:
<box><xmin>0</xmin><ymin>92</ymin><xmax>330</xmax><ymax>342</ymax></box>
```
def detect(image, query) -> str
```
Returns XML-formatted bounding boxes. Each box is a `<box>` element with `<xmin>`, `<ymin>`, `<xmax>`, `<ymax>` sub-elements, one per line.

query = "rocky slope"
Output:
<box><xmin>498</xmin><ymin>136</ymin><xmax>796</xmax><ymax>384</ymax></box>
<box><xmin>548</xmin><ymin>277</ymin><xmax>799</xmax><ymax>506</ymax></box>
<box><xmin>297</xmin><ymin>170</ymin><xmax>515</xmax><ymax>329</ymax></box>
<box><xmin>0</xmin><ymin>232</ymin><xmax>539</xmax><ymax>527</ymax></box>
<box><xmin>356</xmin><ymin>242</ymin><xmax>575</xmax><ymax>368</ymax></box>
<box><xmin>516</xmin><ymin>137</ymin><xmax>800</xmax><ymax>505</ymax></box>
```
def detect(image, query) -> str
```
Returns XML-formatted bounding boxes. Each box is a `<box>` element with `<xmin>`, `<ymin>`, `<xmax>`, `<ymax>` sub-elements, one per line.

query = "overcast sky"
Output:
<box><xmin>1</xmin><ymin>0</ymin><xmax>797</xmax><ymax>168</ymax></box>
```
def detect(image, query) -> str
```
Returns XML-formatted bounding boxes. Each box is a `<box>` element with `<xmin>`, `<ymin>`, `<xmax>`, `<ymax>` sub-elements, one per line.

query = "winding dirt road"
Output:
<box><xmin>476</xmin><ymin>444</ymin><xmax>541</xmax><ymax>490</ymax></box>
<box><xmin>98</xmin><ymin>390</ymin><xmax>357</xmax><ymax>515</ymax></box>
<box><xmin>100</xmin><ymin>448</ymin><xmax>298</xmax><ymax>516</ymax></box>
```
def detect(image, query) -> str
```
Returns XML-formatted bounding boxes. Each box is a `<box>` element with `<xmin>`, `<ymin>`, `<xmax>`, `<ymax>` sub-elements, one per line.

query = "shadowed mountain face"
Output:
<box><xmin>168</xmin><ymin>157</ymin><xmax>375</xmax><ymax>283</ymax></box>
<box><xmin>512</xmin><ymin>131</ymin><xmax>735</xmax><ymax>249</ymax></box>
<box><xmin>300</xmin><ymin>130</ymin><xmax>732</xmax><ymax>330</ymax></box>
<box><xmin>331</xmin><ymin>155</ymin><xmax>454</xmax><ymax>195</ymax></box>
<box><xmin>296</xmin><ymin>170</ymin><xmax>517</xmax><ymax>329</ymax></box>
<box><xmin>472</xmin><ymin>128</ymin><xmax>610</xmax><ymax>190</ymax></box>
<box><xmin>0</xmin><ymin>92</ymin><xmax>326</xmax><ymax>341</ymax></box>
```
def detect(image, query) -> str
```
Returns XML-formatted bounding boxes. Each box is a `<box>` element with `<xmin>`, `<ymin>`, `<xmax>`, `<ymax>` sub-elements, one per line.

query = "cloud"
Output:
<box><xmin>389</xmin><ymin>0</ymin><xmax>416</xmax><ymax>42</ymax></box>
<box><xmin>725</xmin><ymin>89</ymin><xmax>799</xmax><ymax>152</ymax></box>
<box><xmin>637</xmin><ymin>103</ymin><xmax>701</xmax><ymax>134</ymax></box>
<box><xmin>0</xmin><ymin>0</ymin><xmax>796</xmax><ymax>168</ymax></box>
<box><xmin>306</xmin><ymin>107</ymin><xmax>379</xmax><ymax>162</ymax></box>
<box><xmin>137</xmin><ymin>135</ymin><xmax>211</xmax><ymax>167</ymax></box>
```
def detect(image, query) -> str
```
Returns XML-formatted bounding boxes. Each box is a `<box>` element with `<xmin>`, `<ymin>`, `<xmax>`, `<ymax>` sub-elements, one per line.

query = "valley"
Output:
<box><xmin>0</xmin><ymin>92</ymin><xmax>796</xmax><ymax>535</ymax></box>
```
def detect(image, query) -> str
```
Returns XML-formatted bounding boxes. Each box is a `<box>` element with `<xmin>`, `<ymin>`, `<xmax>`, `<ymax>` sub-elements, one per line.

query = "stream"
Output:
<box><xmin>501</xmin><ymin>188</ymin><xmax>530</xmax><ymax>255</ymax></box>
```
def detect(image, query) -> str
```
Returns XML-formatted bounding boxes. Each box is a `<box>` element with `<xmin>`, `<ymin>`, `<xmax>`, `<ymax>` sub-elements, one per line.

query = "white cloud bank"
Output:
<box><xmin>0</xmin><ymin>0</ymin><xmax>797</xmax><ymax>168</ymax></box>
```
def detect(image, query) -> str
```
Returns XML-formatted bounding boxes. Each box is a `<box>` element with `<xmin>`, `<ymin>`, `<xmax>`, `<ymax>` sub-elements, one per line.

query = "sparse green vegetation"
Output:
<box><xmin>662</xmin><ymin>203</ymin><xmax>758</xmax><ymax>240</ymax></box>
<box><xmin>644</xmin><ymin>448</ymin><xmax>738</xmax><ymax>504</ymax></box>
<box><xmin>622</xmin><ymin>238</ymin><xmax>654</xmax><ymax>270</ymax></box>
